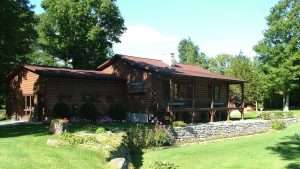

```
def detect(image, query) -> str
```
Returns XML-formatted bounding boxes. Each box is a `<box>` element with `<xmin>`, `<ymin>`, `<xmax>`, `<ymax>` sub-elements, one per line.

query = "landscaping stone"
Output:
<box><xmin>108</xmin><ymin>158</ymin><xmax>128</xmax><ymax>169</ymax></box>
<box><xmin>48</xmin><ymin>119</ymin><xmax>68</xmax><ymax>134</ymax></box>
<box><xmin>170</xmin><ymin>118</ymin><xmax>300</xmax><ymax>141</ymax></box>
<box><xmin>47</xmin><ymin>138</ymin><xmax>65</xmax><ymax>147</ymax></box>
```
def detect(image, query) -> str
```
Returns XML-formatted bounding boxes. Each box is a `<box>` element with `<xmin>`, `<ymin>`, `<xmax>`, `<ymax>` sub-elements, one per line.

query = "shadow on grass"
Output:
<box><xmin>266</xmin><ymin>135</ymin><xmax>300</xmax><ymax>169</ymax></box>
<box><xmin>0</xmin><ymin>123</ymin><xmax>49</xmax><ymax>138</ymax></box>
<box><xmin>131</xmin><ymin>149</ymin><xmax>144</xmax><ymax>169</ymax></box>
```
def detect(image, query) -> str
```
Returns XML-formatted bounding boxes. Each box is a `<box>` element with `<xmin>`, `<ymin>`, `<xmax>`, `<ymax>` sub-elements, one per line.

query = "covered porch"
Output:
<box><xmin>155</xmin><ymin>76</ymin><xmax>245</xmax><ymax>123</ymax></box>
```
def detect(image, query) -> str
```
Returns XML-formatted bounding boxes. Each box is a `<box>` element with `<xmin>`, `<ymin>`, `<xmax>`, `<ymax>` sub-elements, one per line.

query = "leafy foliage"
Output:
<box><xmin>79</xmin><ymin>102</ymin><xmax>98</xmax><ymax>121</ymax></box>
<box><xmin>128</xmin><ymin>124</ymin><xmax>171</xmax><ymax>149</ymax></box>
<box><xmin>270</xmin><ymin>119</ymin><xmax>285</xmax><ymax>130</ymax></box>
<box><xmin>178</xmin><ymin>37</ymin><xmax>208</xmax><ymax>68</ymax></box>
<box><xmin>0</xmin><ymin>0</ymin><xmax>38</xmax><ymax>105</ymax></box>
<box><xmin>38</xmin><ymin>0</ymin><xmax>126</xmax><ymax>69</ymax></box>
<box><xmin>172</xmin><ymin>121</ymin><xmax>187</xmax><ymax>127</ymax></box>
<box><xmin>208</xmin><ymin>54</ymin><xmax>232</xmax><ymax>75</ymax></box>
<box><xmin>59</xmin><ymin>132</ymin><xmax>98</xmax><ymax>145</ymax></box>
<box><xmin>109</xmin><ymin>102</ymin><xmax>126</xmax><ymax>121</ymax></box>
<box><xmin>254</xmin><ymin>0</ymin><xmax>300</xmax><ymax>109</ymax></box>
<box><xmin>52</xmin><ymin>102</ymin><xmax>70</xmax><ymax>118</ymax></box>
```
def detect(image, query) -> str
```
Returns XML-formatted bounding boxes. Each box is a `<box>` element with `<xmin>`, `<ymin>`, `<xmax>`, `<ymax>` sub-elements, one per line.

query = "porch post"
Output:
<box><xmin>226</xmin><ymin>83</ymin><xmax>230</xmax><ymax>108</ymax></box>
<box><xmin>210</xmin><ymin>110</ymin><xmax>216</xmax><ymax>122</ymax></box>
<box><xmin>169</xmin><ymin>78</ymin><xmax>174</xmax><ymax>122</ymax></box>
<box><xmin>192</xmin><ymin>79</ymin><xmax>195</xmax><ymax>123</ymax></box>
<box><xmin>240</xmin><ymin>83</ymin><xmax>245</xmax><ymax>120</ymax></box>
<box><xmin>210</xmin><ymin>80</ymin><xmax>214</xmax><ymax>108</ymax></box>
<box><xmin>227</xmin><ymin>109</ymin><xmax>232</xmax><ymax>121</ymax></box>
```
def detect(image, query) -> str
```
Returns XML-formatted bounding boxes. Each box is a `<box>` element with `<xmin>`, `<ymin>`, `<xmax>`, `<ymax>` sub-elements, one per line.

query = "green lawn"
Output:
<box><xmin>134</xmin><ymin>122</ymin><xmax>300</xmax><ymax>169</ymax></box>
<box><xmin>231</xmin><ymin>109</ymin><xmax>300</xmax><ymax>120</ymax></box>
<box><xmin>0</xmin><ymin>124</ymin><xmax>107</xmax><ymax>169</ymax></box>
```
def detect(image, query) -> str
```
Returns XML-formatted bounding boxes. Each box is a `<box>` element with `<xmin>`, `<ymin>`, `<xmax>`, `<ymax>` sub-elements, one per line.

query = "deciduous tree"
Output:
<box><xmin>254</xmin><ymin>0</ymin><xmax>300</xmax><ymax>111</ymax></box>
<box><xmin>0</xmin><ymin>0</ymin><xmax>37</xmax><ymax>106</ymax></box>
<box><xmin>39</xmin><ymin>0</ymin><xmax>126</xmax><ymax>69</ymax></box>
<box><xmin>178</xmin><ymin>38</ymin><xmax>208</xmax><ymax>68</ymax></box>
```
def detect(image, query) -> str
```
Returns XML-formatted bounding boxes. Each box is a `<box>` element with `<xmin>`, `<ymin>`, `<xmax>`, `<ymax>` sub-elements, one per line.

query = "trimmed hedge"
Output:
<box><xmin>79</xmin><ymin>102</ymin><xmax>98</xmax><ymax>121</ymax></box>
<box><xmin>109</xmin><ymin>102</ymin><xmax>126</xmax><ymax>121</ymax></box>
<box><xmin>52</xmin><ymin>102</ymin><xmax>70</xmax><ymax>118</ymax></box>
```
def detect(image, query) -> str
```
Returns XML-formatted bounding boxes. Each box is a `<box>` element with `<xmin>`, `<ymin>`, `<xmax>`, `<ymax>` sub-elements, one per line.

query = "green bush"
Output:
<box><xmin>270</xmin><ymin>119</ymin><xmax>285</xmax><ymax>130</ymax></box>
<box><xmin>128</xmin><ymin>124</ymin><xmax>170</xmax><ymax>149</ymax></box>
<box><xmin>273</xmin><ymin>112</ymin><xmax>284</xmax><ymax>119</ymax></box>
<box><xmin>108</xmin><ymin>102</ymin><xmax>126</xmax><ymax>121</ymax></box>
<box><xmin>261</xmin><ymin>112</ymin><xmax>272</xmax><ymax>120</ymax></box>
<box><xmin>79</xmin><ymin>102</ymin><xmax>98</xmax><ymax>121</ymax></box>
<box><xmin>59</xmin><ymin>133</ymin><xmax>97</xmax><ymax>145</ymax></box>
<box><xmin>149</xmin><ymin>160</ymin><xmax>178</xmax><ymax>169</ymax></box>
<box><xmin>0</xmin><ymin>111</ymin><xmax>6</xmax><ymax>121</ymax></box>
<box><xmin>95</xmin><ymin>127</ymin><xmax>106</xmax><ymax>134</ymax></box>
<box><xmin>52</xmin><ymin>102</ymin><xmax>70</xmax><ymax>118</ymax></box>
<box><xmin>285</xmin><ymin>111</ymin><xmax>294</xmax><ymax>118</ymax></box>
<box><xmin>172</xmin><ymin>121</ymin><xmax>187</xmax><ymax>127</ymax></box>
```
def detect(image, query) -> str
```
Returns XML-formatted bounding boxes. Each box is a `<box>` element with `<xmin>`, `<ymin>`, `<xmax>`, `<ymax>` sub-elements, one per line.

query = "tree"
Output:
<box><xmin>208</xmin><ymin>54</ymin><xmax>232</xmax><ymax>75</ymax></box>
<box><xmin>254</xmin><ymin>0</ymin><xmax>300</xmax><ymax>111</ymax></box>
<box><xmin>178</xmin><ymin>38</ymin><xmax>208</xmax><ymax>68</ymax></box>
<box><xmin>225</xmin><ymin>53</ymin><xmax>266</xmax><ymax>105</ymax></box>
<box><xmin>39</xmin><ymin>0</ymin><xmax>126</xmax><ymax>69</ymax></box>
<box><xmin>0</xmin><ymin>0</ymin><xmax>38</xmax><ymax>106</ymax></box>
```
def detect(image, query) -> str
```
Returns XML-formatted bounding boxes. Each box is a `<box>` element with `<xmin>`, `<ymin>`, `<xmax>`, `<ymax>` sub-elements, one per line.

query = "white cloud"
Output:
<box><xmin>113</xmin><ymin>25</ymin><xmax>180</xmax><ymax>60</ymax></box>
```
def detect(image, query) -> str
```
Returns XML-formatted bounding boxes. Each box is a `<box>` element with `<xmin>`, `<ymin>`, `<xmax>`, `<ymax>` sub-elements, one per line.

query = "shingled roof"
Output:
<box><xmin>97</xmin><ymin>54</ymin><xmax>244</xmax><ymax>83</ymax></box>
<box><xmin>21</xmin><ymin>64</ymin><xmax>125</xmax><ymax>81</ymax></box>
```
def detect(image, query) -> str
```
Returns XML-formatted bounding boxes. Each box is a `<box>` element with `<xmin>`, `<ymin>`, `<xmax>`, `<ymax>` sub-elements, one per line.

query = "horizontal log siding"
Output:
<box><xmin>101</xmin><ymin>60</ymin><xmax>153</xmax><ymax>113</ymax></box>
<box><xmin>6</xmin><ymin>70</ymin><xmax>39</xmax><ymax>119</ymax></box>
<box><xmin>45</xmin><ymin>78</ymin><xmax>126</xmax><ymax>117</ymax></box>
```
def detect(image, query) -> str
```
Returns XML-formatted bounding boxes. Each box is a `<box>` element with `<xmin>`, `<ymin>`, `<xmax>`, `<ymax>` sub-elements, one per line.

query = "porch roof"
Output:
<box><xmin>97</xmin><ymin>54</ymin><xmax>244</xmax><ymax>84</ymax></box>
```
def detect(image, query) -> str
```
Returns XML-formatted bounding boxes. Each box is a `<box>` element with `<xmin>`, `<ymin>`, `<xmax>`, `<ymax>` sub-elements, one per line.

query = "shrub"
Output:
<box><xmin>128</xmin><ymin>124</ymin><xmax>170</xmax><ymax>149</ymax></box>
<box><xmin>79</xmin><ymin>102</ymin><xmax>98</xmax><ymax>121</ymax></box>
<box><xmin>149</xmin><ymin>160</ymin><xmax>178</xmax><ymax>169</ymax></box>
<box><xmin>95</xmin><ymin>127</ymin><xmax>106</xmax><ymax>134</ymax></box>
<box><xmin>109</xmin><ymin>102</ymin><xmax>126</xmax><ymax>121</ymax></box>
<box><xmin>172</xmin><ymin>121</ymin><xmax>187</xmax><ymax>127</ymax></box>
<box><xmin>270</xmin><ymin>119</ymin><xmax>285</xmax><ymax>130</ymax></box>
<box><xmin>285</xmin><ymin>111</ymin><xmax>294</xmax><ymax>118</ymax></box>
<box><xmin>261</xmin><ymin>112</ymin><xmax>271</xmax><ymax>120</ymax></box>
<box><xmin>0</xmin><ymin>111</ymin><xmax>6</xmax><ymax>121</ymax></box>
<box><xmin>59</xmin><ymin>133</ymin><xmax>97</xmax><ymax>145</ymax></box>
<box><xmin>273</xmin><ymin>112</ymin><xmax>284</xmax><ymax>119</ymax></box>
<box><xmin>52</xmin><ymin>102</ymin><xmax>70</xmax><ymax>118</ymax></box>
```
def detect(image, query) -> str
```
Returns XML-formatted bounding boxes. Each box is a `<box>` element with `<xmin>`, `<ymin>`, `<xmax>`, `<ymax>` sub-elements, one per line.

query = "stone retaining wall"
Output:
<box><xmin>170</xmin><ymin>118</ymin><xmax>300</xmax><ymax>141</ymax></box>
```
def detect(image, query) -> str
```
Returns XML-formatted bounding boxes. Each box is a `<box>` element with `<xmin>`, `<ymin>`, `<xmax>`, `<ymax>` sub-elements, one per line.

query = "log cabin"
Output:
<box><xmin>6</xmin><ymin>53</ymin><xmax>245</xmax><ymax>123</ymax></box>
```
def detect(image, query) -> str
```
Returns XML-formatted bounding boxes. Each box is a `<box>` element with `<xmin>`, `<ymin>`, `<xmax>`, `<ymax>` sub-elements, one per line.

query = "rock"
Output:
<box><xmin>108</xmin><ymin>158</ymin><xmax>128</xmax><ymax>169</ymax></box>
<box><xmin>49</xmin><ymin>119</ymin><xmax>67</xmax><ymax>134</ymax></box>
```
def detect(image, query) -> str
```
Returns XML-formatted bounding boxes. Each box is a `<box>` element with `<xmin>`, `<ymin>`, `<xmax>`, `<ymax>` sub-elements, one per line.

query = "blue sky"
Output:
<box><xmin>30</xmin><ymin>0</ymin><xmax>279</xmax><ymax>59</ymax></box>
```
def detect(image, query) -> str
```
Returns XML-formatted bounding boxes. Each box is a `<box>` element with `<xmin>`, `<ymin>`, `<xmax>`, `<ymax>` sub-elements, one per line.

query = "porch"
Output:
<box><xmin>154</xmin><ymin>77</ymin><xmax>245</xmax><ymax>123</ymax></box>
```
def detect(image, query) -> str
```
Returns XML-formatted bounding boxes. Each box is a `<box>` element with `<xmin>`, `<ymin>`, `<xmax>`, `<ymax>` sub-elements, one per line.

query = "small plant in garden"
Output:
<box><xmin>149</xmin><ymin>160</ymin><xmax>178</xmax><ymax>169</ymax></box>
<box><xmin>52</xmin><ymin>102</ymin><xmax>70</xmax><ymax>118</ymax></box>
<box><xmin>285</xmin><ymin>111</ymin><xmax>294</xmax><ymax>118</ymax></box>
<box><xmin>261</xmin><ymin>112</ymin><xmax>271</xmax><ymax>120</ymax></box>
<box><xmin>95</xmin><ymin>127</ymin><xmax>106</xmax><ymax>134</ymax></box>
<box><xmin>270</xmin><ymin>119</ymin><xmax>285</xmax><ymax>130</ymax></box>
<box><xmin>59</xmin><ymin>132</ymin><xmax>98</xmax><ymax>145</ymax></box>
<box><xmin>109</xmin><ymin>102</ymin><xmax>126</xmax><ymax>121</ymax></box>
<box><xmin>79</xmin><ymin>102</ymin><xmax>98</xmax><ymax>121</ymax></box>
<box><xmin>128</xmin><ymin>123</ymin><xmax>171</xmax><ymax>149</ymax></box>
<box><xmin>273</xmin><ymin>112</ymin><xmax>284</xmax><ymax>119</ymax></box>
<box><xmin>172</xmin><ymin>121</ymin><xmax>187</xmax><ymax>127</ymax></box>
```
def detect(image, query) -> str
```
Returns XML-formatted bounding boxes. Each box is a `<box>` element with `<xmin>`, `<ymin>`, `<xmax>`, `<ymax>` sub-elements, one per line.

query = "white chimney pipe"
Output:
<box><xmin>162</xmin><ymin>53</ymin><xmax>176</xmax><ymax>67</ymax></box>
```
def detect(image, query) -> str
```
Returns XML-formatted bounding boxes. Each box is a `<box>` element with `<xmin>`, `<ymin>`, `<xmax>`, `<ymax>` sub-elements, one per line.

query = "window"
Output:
<box><xmin>23</xmin><ymin>95</ymin><xmax>34</xmax><ymax>115</ymax></box>
<box><xmin>214</xmin><ymin>86</ymin><xmax>220</xmax><ymax>100</ymax></box>
<box><xmin>174</xmin><ymin>83</ymin><xmax>179</xmax><ymax>99</ymax></box>
<box><xmin>129</xmin><ymin>82</ymin><xmax>145</xmax><ymax>93</ymax></box>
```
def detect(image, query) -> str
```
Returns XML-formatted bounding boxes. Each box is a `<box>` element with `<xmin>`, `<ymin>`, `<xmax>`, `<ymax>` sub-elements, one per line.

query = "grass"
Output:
<box><xmin>231</xmin><ymin>109</ymin><xmax>300</xmax><ymax>120</ymax></box>
<box><xmin>0</xmin><ymin>124</ymin><xmax>107</xmax><ymax>169</ymax></box>
<box><xmin>133</xmin><ymin>122</ymin><xmax>300</xmax><ymax>169</ymax></box>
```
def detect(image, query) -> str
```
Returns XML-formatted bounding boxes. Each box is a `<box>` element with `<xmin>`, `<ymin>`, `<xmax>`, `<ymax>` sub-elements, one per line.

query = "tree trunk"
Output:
<box><xmin>283</xmin><ymin>92</ymin><xmax>290</xmax><ymax>112</ymax></box>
